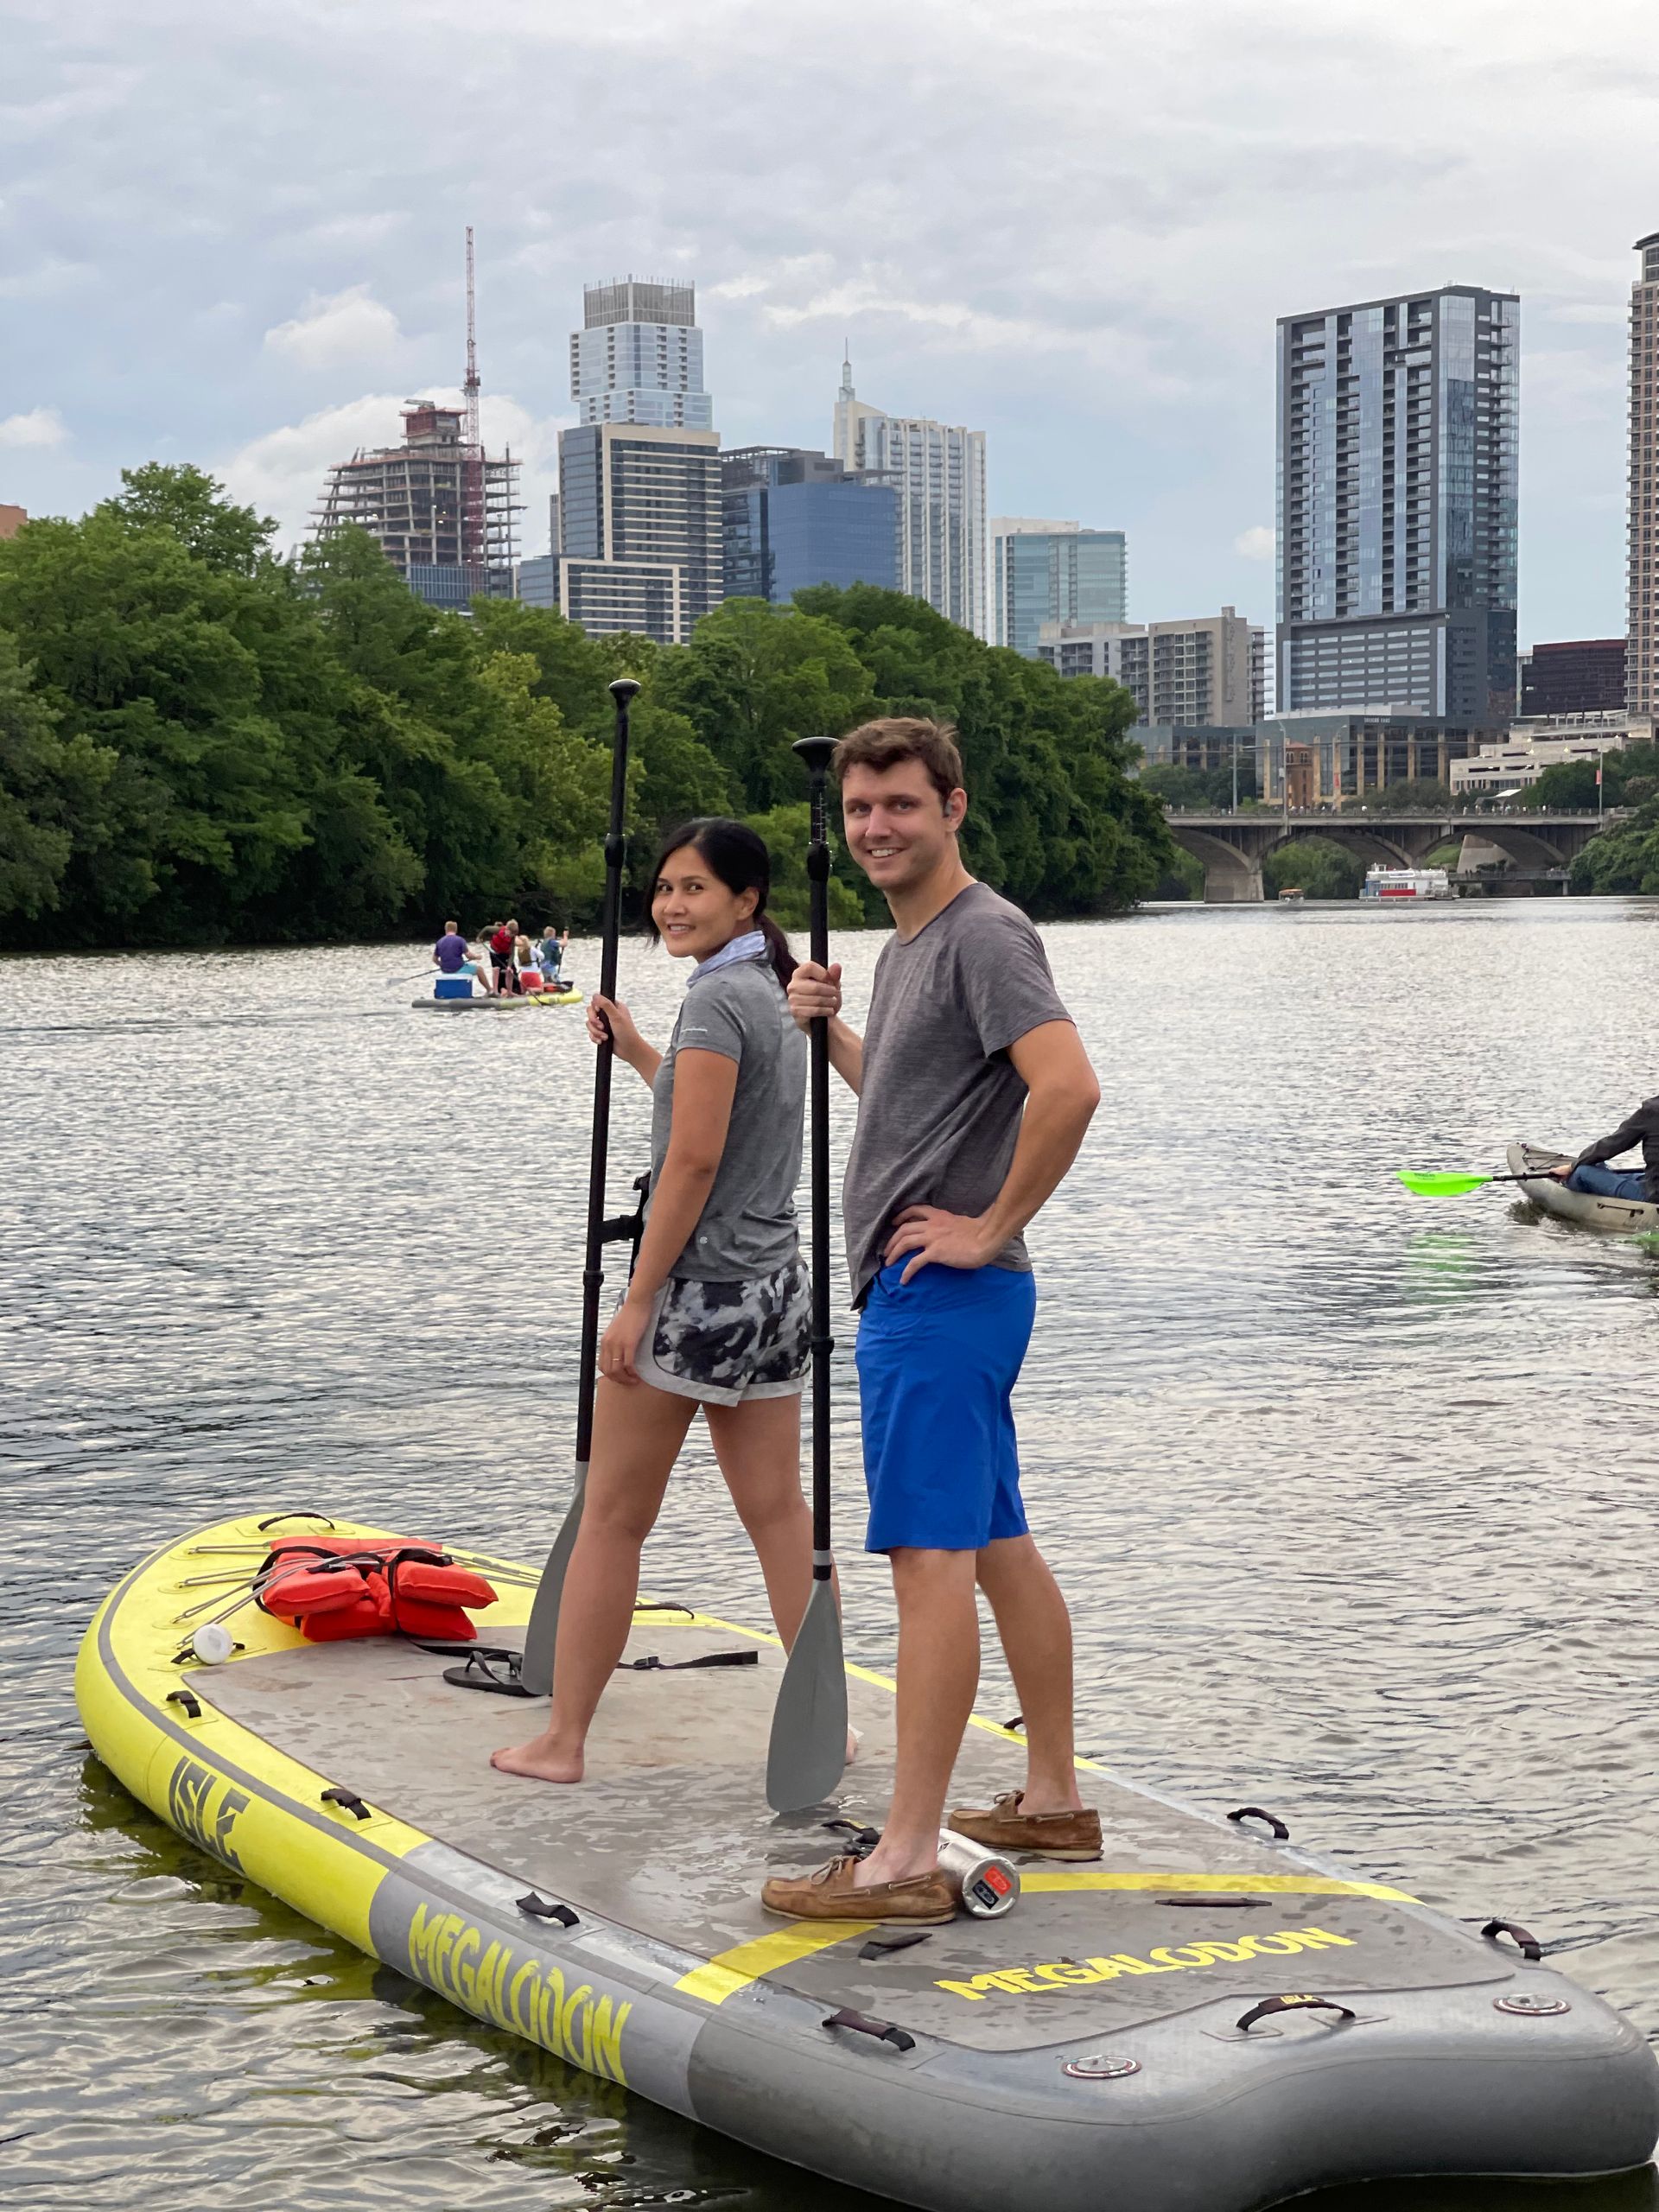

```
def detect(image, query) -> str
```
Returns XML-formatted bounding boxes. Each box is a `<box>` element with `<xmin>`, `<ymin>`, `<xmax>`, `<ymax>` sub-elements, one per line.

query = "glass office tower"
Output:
<box><xmin>571</xmin><ymin>279</ymin><xmax>713</xmax><ymax>430</ymax></box>
<box><xmin>722</xmin><ymin>448</ymin><xmax>899</xmax><ymax>602</ymax></box>
<box><xmin>1275</xmin><ymin>285</ymin><xmax>1518</xmax><ymax>723</ymax></box>
<box><xmin>991</xmin><ymin>520</ymin><xmax>1128</xmax><ymax>656</ymax></box>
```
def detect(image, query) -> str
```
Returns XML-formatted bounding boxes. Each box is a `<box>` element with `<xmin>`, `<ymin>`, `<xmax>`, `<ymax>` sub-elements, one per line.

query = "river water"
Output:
<box><xmin>5</xmin><ymin>898</ymin><xmax>1659</xmax><ymax>2212</ymax></box>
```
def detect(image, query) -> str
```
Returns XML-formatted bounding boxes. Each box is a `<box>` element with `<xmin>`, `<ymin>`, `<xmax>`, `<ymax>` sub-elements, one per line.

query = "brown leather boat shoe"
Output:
<box><xmin>947</xmin><ymin>1789</ymin><xmax>1103</xmax><ymax>1861</ymax></box>
<box><xmin>761</xmin><ymin>1853</ymin><xmax>957</xmax><ymax>1923</ymax></box>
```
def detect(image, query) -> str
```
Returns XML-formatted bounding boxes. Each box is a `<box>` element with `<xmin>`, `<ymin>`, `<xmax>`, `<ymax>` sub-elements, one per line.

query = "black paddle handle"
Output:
<box><xmin>575</xmin><ymin>678</ymin><xmax>638</xmax><ymax>1465</ymax></box>
<box><xmin>795</xmin><ymin>735</ymin><xmax>837</xmax><ymax>1578</ymax></box>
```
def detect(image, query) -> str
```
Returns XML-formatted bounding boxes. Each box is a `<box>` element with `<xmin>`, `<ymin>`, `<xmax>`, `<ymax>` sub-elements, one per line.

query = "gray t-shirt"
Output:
<box><xmin>647</xmin><ymin>954</ymin><xmax>806</xmax><ymax>1282</ymax></box>
<box><xmin>842</xmin><ymin>881</ymin><xmax>1071</xmax><ymax>1301</ymax></box>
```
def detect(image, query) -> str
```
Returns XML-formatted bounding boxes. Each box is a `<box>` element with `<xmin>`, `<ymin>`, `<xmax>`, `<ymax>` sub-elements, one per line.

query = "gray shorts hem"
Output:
<box><xmin>631</xmin><ymin>1359</ymin><xmax>804</xmax><ymax>1409</ymax></box>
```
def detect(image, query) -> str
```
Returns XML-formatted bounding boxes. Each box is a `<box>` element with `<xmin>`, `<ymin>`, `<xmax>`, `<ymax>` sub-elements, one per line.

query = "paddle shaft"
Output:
<box><xmin>516</xmin><ymin>677</ymin><xmax>636</xmax><ymax>1699</ymax></box>
<box><xmin>763</xmin><ymin>734</ymin><xmax>849</xmax><ymax>1812</ymax></box>
<box><xmin>575</xmin><ymin>679</ymin><xmax>637</xmax><ymax>1468</ymax></box>
<box><xmin>801</xmin><ymin>737</ymin><xmax>836</xmax><ymax>1578</ymax></box>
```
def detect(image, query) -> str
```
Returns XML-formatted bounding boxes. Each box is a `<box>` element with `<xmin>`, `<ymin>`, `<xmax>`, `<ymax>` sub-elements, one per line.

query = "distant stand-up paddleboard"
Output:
<box><xmin>79</xmin><ymin>1512</ymin><xmax>1659</xmax><ymax>2212</ymax></box>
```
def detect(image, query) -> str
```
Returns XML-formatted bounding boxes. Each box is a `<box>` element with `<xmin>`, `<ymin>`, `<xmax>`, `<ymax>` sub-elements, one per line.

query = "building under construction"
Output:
<box><xmin>310</xmin><ymin>229</ymin><xmax>520</xmax><ymax>610</ymax></box>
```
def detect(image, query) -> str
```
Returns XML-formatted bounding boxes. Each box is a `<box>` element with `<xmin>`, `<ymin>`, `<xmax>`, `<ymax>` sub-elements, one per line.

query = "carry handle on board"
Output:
<box><xmin>823</xmin><ymin>2006</ymin><xmax>916</xmax><ymax>2054</ymax></box>
<box><xmin>1236</xmin><ymin>1993</ymin><xmax>1357</xmax><ymax>2033</ymax></box>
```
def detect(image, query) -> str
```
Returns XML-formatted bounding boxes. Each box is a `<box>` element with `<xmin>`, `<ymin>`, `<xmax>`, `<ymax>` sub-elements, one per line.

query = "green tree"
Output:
<box><xmin>1357</xmin><ymin>779</ymin><xmax>1453</xmax><ymax>814</ymax></box>
<box><xmin>654</xmin><ymin>597</ymin><xmax>877</xmax><ymax>811</ymax></box>
<box><xmin>1570</xmin><ymin>791</ymin><xmax>1659</xmax><ymax>893</ymax></box>
<box><xmin>0</xmin><ymin>628</ymin><xmax>115</xmax><ymax>920</ymax></box>
<box><xmin>1138</xmin><ymin>761</ymin><xmax>1257</xmax><ymax>810</ymax></box>
<box><xmin>1522</xmin><ymin>743</ymin><xmax>1659</xmax><ymax>811</ymax></box>
<box><xmin>1263</xmin><ymin>836</ymin><xmax>1366</xmax><ymax>899</ymax></box>
<box><xmin>102</xmin><ymin>462</ymin><xmax>276</xmax><ymax>577</ymax></box>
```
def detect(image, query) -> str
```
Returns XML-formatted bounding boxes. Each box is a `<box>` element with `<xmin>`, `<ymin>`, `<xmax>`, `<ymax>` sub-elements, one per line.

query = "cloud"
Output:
<box><xmin>220</xmin><ymin>388</ymin><xmax>570</xmax><ymax>552</ymax></box>
<box><xmin>0</xmin><ymin>407</ymin><xmax>68</xmax><ymax>448</ymax></box>
<box><xmin>264</xmin><ymin>286</ymin><xmax>404</xmax><ymax>371</ymax></box>
<box><xmin>1235</xmin><ymin>526</ymin><xmax>1275</xmax><ymax>562</ymax></box>
<box><xmin>6</xmin><ymin>0</ymin><xmax>1657</xmax><ymax>636</ymax></box>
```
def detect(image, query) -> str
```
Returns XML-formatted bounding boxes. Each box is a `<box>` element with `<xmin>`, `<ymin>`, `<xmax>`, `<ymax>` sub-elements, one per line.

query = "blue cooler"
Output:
<box><xmin>434</xmin><ymin>975</ymin><xmax>473</xmax><ymax>1000</ymax></box>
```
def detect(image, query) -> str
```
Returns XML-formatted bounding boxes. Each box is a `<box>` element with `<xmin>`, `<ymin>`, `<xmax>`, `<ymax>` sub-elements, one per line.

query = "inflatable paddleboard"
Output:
<box><xmin>79</xmin><ymin>1512</ymin><xmax>1659</xmax><ymax>2212</ymax></box>
<box><xmin>412</xmin><ymin>988</ymin><xmax>584</xmax><ymax>1011</ymax></box>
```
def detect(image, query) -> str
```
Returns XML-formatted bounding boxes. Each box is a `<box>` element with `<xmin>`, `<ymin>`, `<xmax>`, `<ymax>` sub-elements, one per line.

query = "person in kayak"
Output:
<box><xmin>493</xmin><ymin>819</ymin><xmax>817</xmax><ymax>1785</ymax></box>
<box><xmin>761</xmin><ymin>718</ymin><xmax>1103</xmax><ymax>1926</ymax></box>
<box><xmin>1549</xmin><ymin>1096</ymin><xmax>1659</xmax><ymax>1201</ymax></box>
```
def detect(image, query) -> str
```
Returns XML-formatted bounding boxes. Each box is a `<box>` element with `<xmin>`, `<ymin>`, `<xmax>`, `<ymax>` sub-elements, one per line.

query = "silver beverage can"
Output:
<box><xmin>937</xmin><ymin>1827</ymin><xmax>1020</xmax><ymax>1917</ymax></box>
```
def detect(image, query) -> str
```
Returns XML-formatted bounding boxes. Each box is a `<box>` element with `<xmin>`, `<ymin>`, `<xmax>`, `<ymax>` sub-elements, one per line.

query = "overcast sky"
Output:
<box><xmin>3</xmin><ymin>0</ymin><xmax>1656</xmax><ymax>645</ymax></box>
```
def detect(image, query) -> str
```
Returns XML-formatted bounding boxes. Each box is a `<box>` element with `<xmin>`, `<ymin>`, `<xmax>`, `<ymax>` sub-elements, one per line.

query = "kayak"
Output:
<box><xmin>413</xmin><ymin>987</ymin><xmax>583</xmax><ymax>1011</ymax></box>
<box><xmin>1507</xmin><ymin>1141</ymin><xmax>1659</xmax><ymax>1234</ymax></box>
<box><xmin>79</xmin><ymin>1512</ymin><xmax>1659</xmax><ymax>2212</ymax></box>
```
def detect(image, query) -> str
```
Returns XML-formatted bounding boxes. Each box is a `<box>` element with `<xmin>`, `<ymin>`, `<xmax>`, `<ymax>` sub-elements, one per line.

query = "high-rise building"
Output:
<box><xmin>721</xmin><ymin>447</ymin><xmax>898</xmax><ymax>603</ymax></box>
<box><xmin>312</xmin><ymin>400</ymin><xmax>520</xmax><ymax>610</ymax></box>
<box><xmin>1521</xmin><ymin>639</ymin><xmax>1627</xmax><ymax>717</ymax></box>
<box><xmin>833</xmin><ymin>352</ymin><xmax>986</xmax><ymax>636</ymax></box>
<box><xmin>1036</xmin><ymin>607</ymin><xmax>1259</xmax><ymax>726</ymax></box>
<box><xmin>1276</xmin><ymin>284</ymin><xmax>1518</xmax><ymax>724</ymax></box>
<box><xmin>554</xmin><ymin>420</ymin><xmax>722</xmax><ymax>645</ymax></box>
<box><xmin>572</xmin><ymin>280</ymin><xmax>712</xmax><ymax>429</ymax></box>
<box><xmin>990</xmin><ymin>520</ymin><xmax>1127</xmax><ymax>656</ymax></box>
<box><xmin>1630</xmin><ymin>234</ymin><xmax>1659</xmax><ymax>715</ymax></box>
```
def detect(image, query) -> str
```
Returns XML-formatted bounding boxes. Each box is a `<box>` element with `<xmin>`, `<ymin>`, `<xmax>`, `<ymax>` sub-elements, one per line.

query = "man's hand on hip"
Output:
<box><xmin>884</xmin><ymin>1205</ymin><xmax>1001</xmax><ymax>1284</ymax></box>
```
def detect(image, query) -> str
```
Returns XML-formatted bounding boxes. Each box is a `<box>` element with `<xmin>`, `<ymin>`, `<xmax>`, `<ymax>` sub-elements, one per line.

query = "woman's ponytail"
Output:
<box><xmin>757</xmin><ymin>912</ymin><xmax>798</xmax><ymax>989</ymax></box>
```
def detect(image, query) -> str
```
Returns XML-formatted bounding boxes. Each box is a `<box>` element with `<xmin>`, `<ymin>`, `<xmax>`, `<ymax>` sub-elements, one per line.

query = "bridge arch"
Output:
<box><xmin>1263</xmin><ymin>823</ymin><xmax>1423</xmax><ymax>874</ymax></box>
<box><xmin>1165</xmin><ymin>824</ymin><xmax>1264</xmax><ymax>904</ymax></box>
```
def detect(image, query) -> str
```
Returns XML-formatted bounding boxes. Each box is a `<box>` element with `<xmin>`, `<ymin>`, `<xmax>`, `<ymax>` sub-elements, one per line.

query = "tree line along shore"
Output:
<box><xmin>0</xmin><ymin>466</ymin><xmax>1177</xmax><ymax>951</ymax></box>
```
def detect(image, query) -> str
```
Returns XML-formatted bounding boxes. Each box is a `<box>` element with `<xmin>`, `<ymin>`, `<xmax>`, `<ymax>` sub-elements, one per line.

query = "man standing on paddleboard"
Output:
<box><xmin>762</xmin><ymin>718</ymin><xmax>1103</xmax><ymax>1925</ymax></box>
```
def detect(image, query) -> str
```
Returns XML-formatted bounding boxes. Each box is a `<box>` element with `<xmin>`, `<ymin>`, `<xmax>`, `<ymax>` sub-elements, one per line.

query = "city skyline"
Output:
<box><xmin>5</xmin><ymin>2</ymin><xmax>1656</xmax><ymax>647</ymax></box>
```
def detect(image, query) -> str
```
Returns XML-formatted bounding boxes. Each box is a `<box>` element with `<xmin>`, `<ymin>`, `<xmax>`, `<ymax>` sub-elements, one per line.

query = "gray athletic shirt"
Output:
<box><xmin>647</xmin><ymin>953</ymin><xmax>806</xmax><ymax>1281</ymax></box>
<box><xmin>842</xmin><ymin>881</ymin><xmax>1071</xmax><ymax>1301</ymax></box>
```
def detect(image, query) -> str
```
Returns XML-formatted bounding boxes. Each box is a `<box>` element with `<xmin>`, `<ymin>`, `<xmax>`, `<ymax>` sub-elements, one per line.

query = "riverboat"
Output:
<box><xmin>1360</xmin><ymin>867</ymin><xmax>1455</xmax><ymax>901</ymax></box>
<box><xmin>1508</xmin><ymin>1140</ymin><xmax>1659</xmax><ymax>1234</ymax></box>
<box><xmin>78</xmin><ymin>1511</ymin><xmax>1659</xmax><ymax>2212</ymax></box>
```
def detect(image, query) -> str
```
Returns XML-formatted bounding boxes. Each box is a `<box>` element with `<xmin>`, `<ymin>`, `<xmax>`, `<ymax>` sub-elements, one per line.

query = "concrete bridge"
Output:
<box><xmin>1165</xmin><ymin>810</ymin><xmax>1621</xmax><ymax>903</ymax></box>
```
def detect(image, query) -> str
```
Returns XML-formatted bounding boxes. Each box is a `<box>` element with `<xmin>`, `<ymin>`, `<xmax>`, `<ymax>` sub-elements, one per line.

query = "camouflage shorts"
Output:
<box><xmin>630</xmin><ymin>1257</ymin><xmax>810</xmax><ymax>1406</ymax></box>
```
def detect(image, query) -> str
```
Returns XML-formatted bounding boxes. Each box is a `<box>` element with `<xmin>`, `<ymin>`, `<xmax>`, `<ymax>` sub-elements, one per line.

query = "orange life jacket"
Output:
<box><xmin>257</xmin><ymin>1536</ymin><xmax>497</xmax><ymax>1644</ymax></box>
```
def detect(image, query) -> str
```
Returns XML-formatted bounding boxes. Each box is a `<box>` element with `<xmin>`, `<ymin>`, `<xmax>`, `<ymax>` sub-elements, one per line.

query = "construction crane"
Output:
<box><xmin>461</xmin><ymin>226</ymin><xmax>483</xmax><ymax>561</ymax></box>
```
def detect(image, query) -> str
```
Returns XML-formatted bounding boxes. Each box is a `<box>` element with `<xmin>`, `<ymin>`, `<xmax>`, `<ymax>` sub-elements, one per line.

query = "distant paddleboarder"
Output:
<box><xmin>1549</xmin><ymin>1095</ymin><xmax>1659</xmax><ymax>1202</ymax></box>
<box><xmin>762</xmin><ymin>718</ymin><xmax>1103</xmax><ymax>1927</ymax></box>
<box><xmin>432</xmin><ymin>920</ymin><xmax>468</xmax><ymax>975</ymax></box>
<box><xmin>493</xmin><ymin>820</ymin><xmax>823</xmax><ymax>1783</ymax></box>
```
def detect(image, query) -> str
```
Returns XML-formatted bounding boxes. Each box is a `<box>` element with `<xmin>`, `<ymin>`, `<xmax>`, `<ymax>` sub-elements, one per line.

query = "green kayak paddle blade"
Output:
<box><xmin>766</xmin><ymin>1577</ymin><xmax>849</xmax><ymax>1813</ymax></box>
<box><xmin>1396</xmin><ymin>1170</ymin><xmax>1494</xmax><ymax>1198</ymax></box>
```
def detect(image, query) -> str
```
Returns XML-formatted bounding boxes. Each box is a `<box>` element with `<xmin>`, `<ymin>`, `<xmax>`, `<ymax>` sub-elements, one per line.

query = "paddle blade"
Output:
<box><xmin>766</xmin><ymin>1579</ymin><xmax>849</xmax><ymax>1813</ymax></box>
<box><xmin>1395</xmin><ymin>1170</ymin><xmax>1494</xmax><ymax>1198</ymax></box>
<box><xmin>516</xmin><ymin>1466</ymin><xmax>587</xmax><ymax>1699</ymax></box>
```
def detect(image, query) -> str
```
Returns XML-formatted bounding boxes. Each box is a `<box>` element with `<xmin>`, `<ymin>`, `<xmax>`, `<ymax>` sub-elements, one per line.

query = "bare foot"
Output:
<box><xmin>490</xmin><ymin>1736</ymin><xmax>586</xmax><ymax>1783</ymax></box>
<box><xmin>846</xmin><ymin>1726</ymin><xmax>861</xmax><ymax>1767</ymax></box>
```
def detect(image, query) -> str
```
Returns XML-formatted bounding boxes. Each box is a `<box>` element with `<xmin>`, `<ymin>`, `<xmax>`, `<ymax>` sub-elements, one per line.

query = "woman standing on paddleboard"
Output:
<box><xmin>493</xmin><ymin>819</ymin><xmax>815</xmax><ymax>1783</ymax></box>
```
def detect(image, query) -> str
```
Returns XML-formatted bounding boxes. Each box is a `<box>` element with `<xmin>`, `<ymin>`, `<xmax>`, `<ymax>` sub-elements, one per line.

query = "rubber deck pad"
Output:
<box><xmin>203</xmin><ymin>1624</ymin><xmax>1507</xmax><ymax>2052</ymax></box>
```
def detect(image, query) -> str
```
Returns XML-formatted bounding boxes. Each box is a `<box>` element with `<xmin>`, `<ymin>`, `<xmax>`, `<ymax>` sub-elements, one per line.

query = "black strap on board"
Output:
<box><xmin>1480</xmin><ymin>1916</ymin><xmax>1543</xmax><ymax>1962</ymax></box>
<box><xmin>1236</xmin><ymin>1993</ymin><xmax>1356</xmax><ymax>2034</ymax></box>
<box><xmin>1227</xmin><ymin>1805</ymin><xmax>1291</xmax><ymax>1840</ymax></box>
<box><xmin>823</xmin><ymin>2006</ymin><xmax>916</xmax><ymax>2054</ymax></box>
<box><xmin>517</xmin><ymin>1894</ymin><xmax>580</xmax><ymax>1927</ymax></box>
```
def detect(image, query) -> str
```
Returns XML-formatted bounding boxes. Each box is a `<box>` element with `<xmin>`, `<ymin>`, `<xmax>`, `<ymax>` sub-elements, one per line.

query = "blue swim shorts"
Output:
<box><xmin>855</xmin><ymin>1260</ymin><xmax>1038</xmax><ymax>1554</ymax></box>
